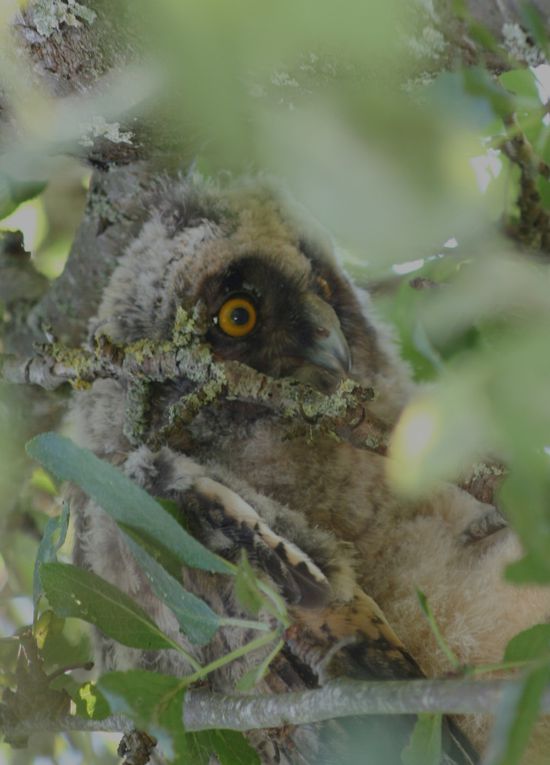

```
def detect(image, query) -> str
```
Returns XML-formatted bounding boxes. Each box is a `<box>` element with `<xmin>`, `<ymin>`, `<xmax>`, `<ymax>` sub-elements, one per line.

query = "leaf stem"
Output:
<box><xmin>218</xmin><ymin>617</ymin><xmax>273</xmax><ymax>632</ymax></box>
<box><xmin>416</xmin><ymin>589</ymin><xmax>460</xmax><ymax>670</ymax></box>
<box><xmin>180</xmin><ymin>629</ymin><xmax>281</xmax><ymax>688</ymax></box>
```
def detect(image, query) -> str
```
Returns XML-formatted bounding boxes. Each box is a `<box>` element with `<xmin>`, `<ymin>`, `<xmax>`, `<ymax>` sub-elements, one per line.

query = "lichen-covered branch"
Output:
<box><xmin>0</xmin><ymin>317</ymin><xmax>384</xmax><ymax>452</ymax></box>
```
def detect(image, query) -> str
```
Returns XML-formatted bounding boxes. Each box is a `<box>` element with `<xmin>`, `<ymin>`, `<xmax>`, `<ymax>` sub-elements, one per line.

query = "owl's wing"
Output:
<box><xmin>119</xmin><ymin>445</ymin><xmax>478</xmax><ymax>765</ymax></box>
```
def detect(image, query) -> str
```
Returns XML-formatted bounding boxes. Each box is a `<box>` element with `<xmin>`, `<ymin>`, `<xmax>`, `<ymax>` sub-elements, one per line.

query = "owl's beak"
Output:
<box><xmin>303</xmin><ymin>294</ymin><xmax>352</xmax><ymax>375</ymax></box>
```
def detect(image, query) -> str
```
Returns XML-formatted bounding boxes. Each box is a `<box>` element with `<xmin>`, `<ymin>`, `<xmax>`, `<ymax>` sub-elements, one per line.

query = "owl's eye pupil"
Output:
<box><xmin>231</xmin><ymin>307</ymin><xmax>250</xmax><ymax>326</ymax></box>
<box><xmin>217</xmin><ymin>295</ymin><xmax>257</xmax><ymax>337</ymax></box>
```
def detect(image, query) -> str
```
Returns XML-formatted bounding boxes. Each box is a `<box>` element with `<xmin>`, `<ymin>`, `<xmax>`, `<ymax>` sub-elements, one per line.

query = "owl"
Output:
<box><xmin>69</xmin><ymin>175</ymin><xmax>550</xmax><ymax>764</ymax></box>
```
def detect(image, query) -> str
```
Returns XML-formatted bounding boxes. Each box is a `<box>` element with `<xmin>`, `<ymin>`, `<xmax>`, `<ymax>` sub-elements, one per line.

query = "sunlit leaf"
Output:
<box><xmin>33</xmin><ymin>608</ymin><xmax>64</xmax><ymax>650</ymax></box>
<box><xmin>74</xmin><ymin>681</ymin><xmax>110</xmax><ymax>720</ymax></box>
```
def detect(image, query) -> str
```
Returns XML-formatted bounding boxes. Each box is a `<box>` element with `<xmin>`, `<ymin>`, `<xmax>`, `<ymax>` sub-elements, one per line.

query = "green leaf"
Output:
<box><xmin>74</xmin><ymin>681</ymin><xmax>110</xmax><ymax>720</ymax></box>
<box><xmin>33</xmin><ymin>609</ymin><xmax>65</xmax><ymax>650</ymax></box>
<box><xmin>0</xmin><ymin>174</ymin><xmax>47</xmax><ymax>219</ymax></box>
<box><xmin>506</xmin><ymin>553</ymin><xmax>550</xmax><ymax>585</ymax></box>
<box><xmin>499</xmin><ymin>70</ymin><xmax>540</xmax><ymax>103</ymax></box>
<box><xmin>40</xmin><ymin>562</ymin><xmax>179</xmax><ymax>651</ymax></box>
<box><xmin>99</xmin><ymin>670</ymin><xmax>181</xmax><ymax>728</ymax></box>
<box><xmin>519</xmin><ymin>4</ymin><xmax>550</xmax><ymax>56</ymax></box>
<box><xmin>26</xmin><ymin>433</ymin><xmax>232</xmax><ymax>575</ymax></box>
<box><xmin>499</xmin><ymin>460</ymin><xmax>550</xmax><ymax>585</ymax></box>
<box><xmin>33</xmin><ymin>501</ymin><xmax>70</xmax><ymax>608</ymax></box>
<box><xmin>234</xmin><ymin>551</ymin><xmax>264</xmax><ymax>617</ymax></box>
<box><xmin>197</xmin><ymin>730</ymin><xmax>261</xmax><ymax>765</ymax></box>
<box><xmin>466</xmin><ymin>21</ymin><xmax>499</xmax><ymax>55</ymax></box>
<box><xmin>484</xmin><ymin>664</ymin><xmax>550</xmax><ymax>765</ymax></box>
<box><xmin>426</xmin><ymin>71</ymin><xmax>496</xmax><ymax>130</ymax></box>
<box><xmin>100</xmin><ymin>670</ymin><xmax>260</xmax><ymax>764</ymax></box>
<box><xmin>463</xmin><ymin>67</ymin><xmax>514</xmax><ymax>119</ymax></box>
<box><xmin>100</xmin><ymin>670</ymin><xmax>198</xmax><ymax>761</ymax></box>
<box><xmin>504</xmin><ymin>625</ymin><xmax>550</xmax><ymax>663</ymax></box>
<box><xmin>121</xmin><ymin>531</ymin><xmax>220</xmax><ymax>646</ymax></box>
<box><xmin>401</xmin><ymin>713</ymin><xmax>442</xmax><ymax>765</ymax></box>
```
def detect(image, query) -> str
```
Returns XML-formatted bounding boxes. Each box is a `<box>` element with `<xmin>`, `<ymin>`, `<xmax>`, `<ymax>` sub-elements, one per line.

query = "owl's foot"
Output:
<box><xmin>183</xmin><ymin>476</ymin><xmax>332</xmax><ymax>608</ymax></box>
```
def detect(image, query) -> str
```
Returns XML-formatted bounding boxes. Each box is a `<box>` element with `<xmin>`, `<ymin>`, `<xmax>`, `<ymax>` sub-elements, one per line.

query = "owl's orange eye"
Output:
<box><xmin>217</xmin><ymin>296</ymin><xmax>257</xmax><ymax>337</ymax></box>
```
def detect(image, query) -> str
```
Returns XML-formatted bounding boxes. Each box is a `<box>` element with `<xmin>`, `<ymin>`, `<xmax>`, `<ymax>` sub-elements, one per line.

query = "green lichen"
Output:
<box><xmin>172</xmin><ymin>305</ymin><xmax>208</xmax><ymax>348</ymax></box>
<box><xmin>31</xmin><ymin>0</ymin><xmax>96</xmax><ymax>39</ymax></box>
<box><xmin>79</xmin><ymin>117</ymin><xmax>133</xmax><ymax>149</ymax></box>
<box><xmin>123</xmin><ymin>379</ymin><xmax>151</xmax><ymax>445</ymax></box>
<box><xmin>48</xmin><ymin>342</ymin><xmax>95</xmax><ymax>387</ymax></box>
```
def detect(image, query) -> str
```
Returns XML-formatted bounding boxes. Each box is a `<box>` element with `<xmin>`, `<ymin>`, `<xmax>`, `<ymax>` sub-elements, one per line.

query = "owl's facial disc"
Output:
<box><xmin>202</xmin><ymin>257</ymin><xmax>352</xmax><ymax>392</ymax></box>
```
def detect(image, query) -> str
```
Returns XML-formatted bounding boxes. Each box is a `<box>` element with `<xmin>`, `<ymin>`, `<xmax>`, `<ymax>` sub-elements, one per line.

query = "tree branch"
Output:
<box><xmin>4</xmin><ymin>676</ymin><xmax>550</xmax><ymax>742</ymax></box>
<box><xmin>183</xmin><ymin>676</ymin><xmax>550</xmax><ymax>732</ymax></box>
<box><xmin>0</xmin><ymin>326</ymin><xmax>383</xmax><ymax>452</ymax></box>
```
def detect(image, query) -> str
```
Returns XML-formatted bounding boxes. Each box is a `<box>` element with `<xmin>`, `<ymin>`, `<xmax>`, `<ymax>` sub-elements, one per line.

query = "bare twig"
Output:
<box><xmin>4</xmin><ymin>675</ymin><xmax>550</xmax><ymax>743</ymax></box>
<box><xmin>183</xmin><ymin>676</ymin><xmax>550</xmax><ymax>732</ymax></box>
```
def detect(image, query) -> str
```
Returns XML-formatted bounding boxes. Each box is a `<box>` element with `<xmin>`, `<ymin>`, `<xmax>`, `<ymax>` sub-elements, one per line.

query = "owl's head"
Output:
<box><xmin>97</xmin><ymin>176</ymin><xmax>411</xmax><ymax>420</ymax></box>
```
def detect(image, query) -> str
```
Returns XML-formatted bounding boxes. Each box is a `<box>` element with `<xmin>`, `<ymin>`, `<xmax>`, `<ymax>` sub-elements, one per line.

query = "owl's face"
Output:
<box><xmin>200</xmin><ymin>254</ymin><xmax>352</xmax><ymax>393</ymax></box>
<box><xmin>98</xmin><ymin>177</ymin><xmax>409</xmax><ymax>415</ymax></box>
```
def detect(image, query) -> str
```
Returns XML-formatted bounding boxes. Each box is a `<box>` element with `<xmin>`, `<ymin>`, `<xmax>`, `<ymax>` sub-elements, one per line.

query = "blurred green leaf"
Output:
<box><xmin>499</xmin><ymin>70</ymin><xmax>540</xmax><ymax>104</ymax></box>
<box><xmin>0</xmin><ymin>173</ymin><xmax>47</xmax><ymax>220</ymax></box>
<box><xmin>33</xmin><ymin>501</ymin><xmax>70</xmax><ymax>609</ymax></box>
<box><xmin>26</xmin><ymin>433</ymin><xmax>232</xmax><ymax>575</ymax></box>
<box><xmin>519</xmin><ymin>3</ymin><xmax>550</xmax><ymax>57</ymax></box>
<box><xmin>501</xmin><ymin>457</ymin><xmax>550</xmax><ymax>585</ymax></box>
<box><xmin>40</xmin><ymin>562</ymin><xmax>179</xmax><ymax>650</ymax></box>
<box><xmin>504</xmin><ymin>625</ymin><xmax>550</xmax><ymax>663</ymax></box>
<box><xmin>427</xmin><ymin>71</ymin><xmax>497</xmax><ymax>129</ymax></box>
<box><xmin>463</xmin><ymin>68</ymin><xmax>514</xmax><ymax>119</ymax></box>
<box><xmin>402</xmin><ymin>714</ymin><xmax>442</xmax><ymax>765</ymax></box>
<box><xmin>484</xmin><ymin>664</ymin><xmax>550</xmax><ymax>765</ymax></box>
